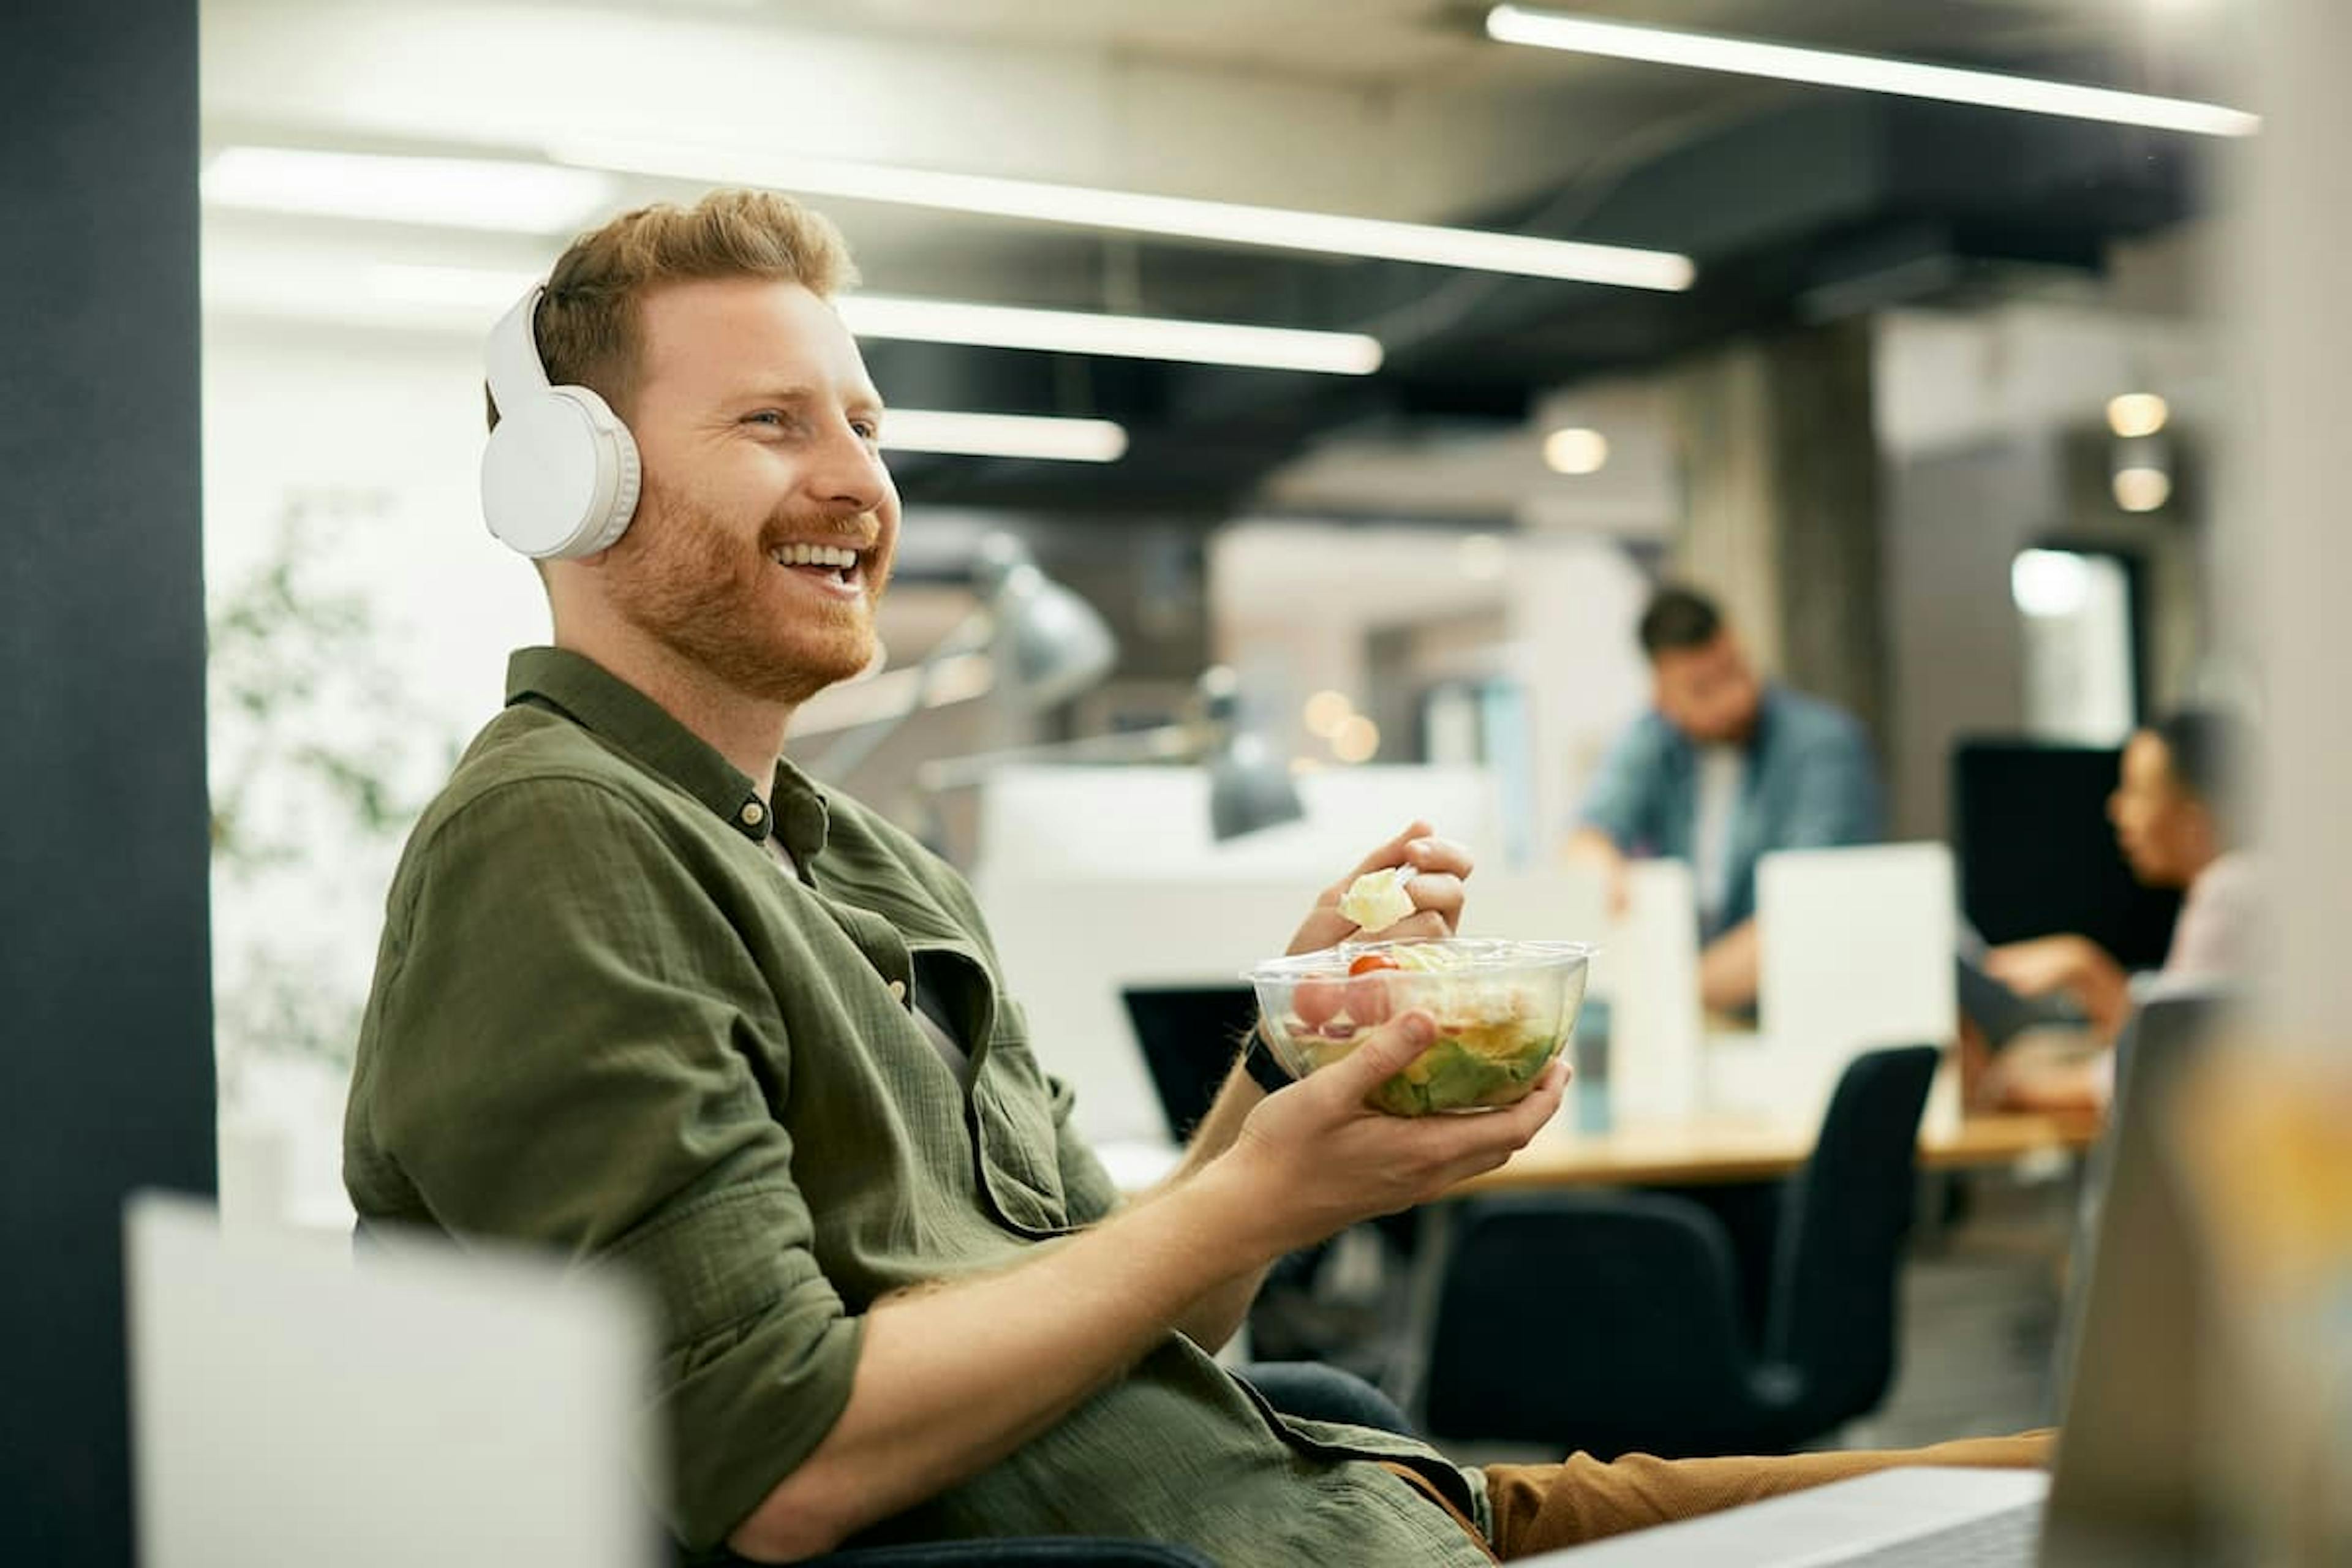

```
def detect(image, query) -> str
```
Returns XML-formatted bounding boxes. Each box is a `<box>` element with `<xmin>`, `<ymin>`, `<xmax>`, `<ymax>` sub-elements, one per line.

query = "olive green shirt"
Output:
<box><xmin>344</xmin><ymin>647</ymin><xmax>1492</xmax><ymax>1564</ymax></box>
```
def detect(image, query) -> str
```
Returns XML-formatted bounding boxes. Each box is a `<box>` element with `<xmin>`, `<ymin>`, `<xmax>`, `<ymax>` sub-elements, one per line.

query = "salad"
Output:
<box><xmin>1248</xmin><ymin>938</ymin><xmax>1591</xmax><ymax>1116</ymax></box>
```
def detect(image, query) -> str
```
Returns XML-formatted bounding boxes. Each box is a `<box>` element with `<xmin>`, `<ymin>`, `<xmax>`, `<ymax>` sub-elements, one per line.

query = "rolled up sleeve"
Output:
<box><xmin>360</xmin><ymin>778</ymin><xmax>861</xmax><ymax>1553</ymax></box>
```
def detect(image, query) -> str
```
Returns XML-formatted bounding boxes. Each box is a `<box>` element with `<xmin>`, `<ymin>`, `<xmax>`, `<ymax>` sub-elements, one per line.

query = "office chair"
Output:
<box><xmin>1420</xmin><ymin>1044</ymin><xmax>1941</xmax><ymax>1458</ymax></box>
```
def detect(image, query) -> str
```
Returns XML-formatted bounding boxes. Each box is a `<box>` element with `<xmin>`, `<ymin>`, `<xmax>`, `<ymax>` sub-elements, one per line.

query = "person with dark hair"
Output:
<box><xmin>1569</xmin><ymin>584</ymin><xmax>1882</xmax><ymax>1012</ymax></box>
<box><xmin>1984</xmin><ymin>708</ymin><xmax>2260</xmax><ymax>1109</ymax></box>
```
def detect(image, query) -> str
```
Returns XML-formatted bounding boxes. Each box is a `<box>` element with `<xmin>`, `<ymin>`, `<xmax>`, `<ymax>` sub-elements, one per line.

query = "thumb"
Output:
<box><xmin>1316</xmin><ymin>1011</ymin><xmax>1436</xmax><ymax>1103</ymax></box>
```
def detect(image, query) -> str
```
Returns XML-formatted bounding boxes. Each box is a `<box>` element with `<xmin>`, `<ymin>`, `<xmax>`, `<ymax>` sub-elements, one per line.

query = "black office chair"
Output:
<box><xmin>1420</xmin><ymin>1044</ymin><xmax>1941</xmax><ymax>1458</ymax></box>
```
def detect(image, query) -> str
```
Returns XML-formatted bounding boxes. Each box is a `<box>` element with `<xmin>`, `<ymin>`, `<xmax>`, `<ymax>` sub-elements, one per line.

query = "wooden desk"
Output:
<box><xmin>1453</xmin><ymin>1109</ymin><xmax>2104</xmax><ymax>1194</ymax></box>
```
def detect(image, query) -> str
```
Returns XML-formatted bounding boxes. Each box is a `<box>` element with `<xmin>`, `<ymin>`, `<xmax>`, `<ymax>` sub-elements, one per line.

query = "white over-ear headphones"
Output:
<box><xmin>481</xmin><ymin>285</ymin><xmax>643</xmax><ymax>560</ymax></box>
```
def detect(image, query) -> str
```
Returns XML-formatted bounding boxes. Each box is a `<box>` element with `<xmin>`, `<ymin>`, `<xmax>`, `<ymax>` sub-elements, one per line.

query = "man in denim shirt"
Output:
<box><xmin>1570</xmin><ymin>587</ymin><xmax>1882</xmax><ymax>1012</ymax></box>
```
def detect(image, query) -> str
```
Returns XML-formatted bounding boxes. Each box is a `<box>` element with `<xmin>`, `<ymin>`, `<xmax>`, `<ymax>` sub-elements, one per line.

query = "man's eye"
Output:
<box><xmin>851</xmin><ymin>419</ymin><xmax>880</xmax><ymax>441</ymax></box>
<box><xmin>744</xmin><ymin>411</ymin><xmax>788</xmax><ymax>429</ymax></box>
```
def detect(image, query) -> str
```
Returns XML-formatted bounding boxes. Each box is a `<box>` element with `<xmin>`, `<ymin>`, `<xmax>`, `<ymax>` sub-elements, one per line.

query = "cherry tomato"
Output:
<box><xmin>1348</xmin><ymin>953</ymin><xmax>1401</xmax><ymax>976</ymax></box>
<box><xmin>1292</xmin><ymin>978</ymin><xmax>1345</xmax><ymax>1030</ymax></box>
<box><xmin>1345</xmin><ymin>973</ymin><xmax>1394</xmax><ymax>1026</ymax></box>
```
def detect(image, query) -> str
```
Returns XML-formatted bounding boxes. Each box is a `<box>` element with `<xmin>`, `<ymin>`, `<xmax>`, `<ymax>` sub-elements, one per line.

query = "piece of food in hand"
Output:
<box><xmin>1338</xmin><ymin>866</ymin><xmax>1419</xmax><ymax>932</ymax></box>
<box><xmin>1245</xmin><ymin>937</ymin><xmax>1594</xmax><ymax>1117</ymax></box>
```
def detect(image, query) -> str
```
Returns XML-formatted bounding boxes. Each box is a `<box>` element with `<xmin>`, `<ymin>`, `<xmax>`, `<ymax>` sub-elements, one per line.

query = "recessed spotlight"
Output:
<box><xmin>1544</xmin><ymin>428</ymin><xmax>1610</xmax><ymax>475</ymax></box>
<box><xmin>2113</xmin><ymin>467</ymin><xmax>2173</xmax><ymax>513</ymax></box>
<box><xmin>2106</xmin><ymin>393</ymin><xmax>2170</xmax><ymax>439</ymax></box>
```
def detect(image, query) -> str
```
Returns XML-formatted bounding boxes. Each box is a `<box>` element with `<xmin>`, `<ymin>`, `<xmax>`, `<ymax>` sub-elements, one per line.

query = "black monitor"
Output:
<box><xmin>1952</xmin><ymin>739</ymin><xmax>2181</xmax><ymax>971</ymax></box>
<box><xmin>1119</xmin><ymin>985</ymin><xmax>1261</xmax><ymax>1142</ymax></box>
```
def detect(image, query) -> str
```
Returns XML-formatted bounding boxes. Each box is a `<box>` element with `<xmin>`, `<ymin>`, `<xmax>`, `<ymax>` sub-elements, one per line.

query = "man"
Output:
<box><xmin>345</xmin><ymin>191</ymin><xmax>2037</xmax><ymax>1565</ymax></box>
<box><xmin>1569</xmin><ymin>586</ymin><xmax>1882</xmax><ymax>1014</ymax></box>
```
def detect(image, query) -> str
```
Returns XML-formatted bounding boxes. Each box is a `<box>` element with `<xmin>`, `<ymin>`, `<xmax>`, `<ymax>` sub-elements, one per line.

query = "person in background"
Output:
<box><xmin>1985</xmin><ymin>708</ymin><xmax>2258</xmax><ymax>1110</ymax></box>
<box><xmin>1568</xmin><ymin>585</ymin><xmax>1882</xmax><ymax>1013</ymax></box>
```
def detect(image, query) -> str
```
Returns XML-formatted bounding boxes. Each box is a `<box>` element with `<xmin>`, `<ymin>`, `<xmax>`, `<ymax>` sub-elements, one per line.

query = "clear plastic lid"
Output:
<box><xmin>1242</xmin><ymin>936</ymin><xmax>1599</xmax><ymax>982</ymax></box>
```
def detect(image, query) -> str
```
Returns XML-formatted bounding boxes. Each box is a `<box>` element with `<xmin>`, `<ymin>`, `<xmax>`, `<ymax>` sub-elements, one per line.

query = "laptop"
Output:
<box><xmin>124</xmin><ymin>1194</ymin><xmax>662</xmax><ymax>1568</ymax></box>
<box><xmin>1121</xmin><ymin>983</ymin><xmax>1263</xmax><ymax>1142</ymax></box>
<box><xmin>1519</xmin><ymin>992</ymin><xmax>2228</xmax><ymax>1567</ymax></box>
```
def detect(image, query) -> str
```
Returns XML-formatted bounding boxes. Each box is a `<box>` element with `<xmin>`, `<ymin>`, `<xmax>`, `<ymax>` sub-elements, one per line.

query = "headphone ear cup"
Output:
<box><xmin>481</xmin><ymin>386</ymin><xmax>642</xmax><ymax>560</ymax></box>
<box><xmin>552</xmin><ymin>385</ymin><xmax>641</xmax><ymax>557</ymax></box>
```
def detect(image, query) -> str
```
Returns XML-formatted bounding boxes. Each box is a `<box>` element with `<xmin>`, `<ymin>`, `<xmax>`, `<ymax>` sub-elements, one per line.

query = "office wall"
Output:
<box><xmin>0</xmin><ymin>3</ymin><xmax>213</xmax><ymax>1560</ymax></box>
<box><xmin>1875</xmin><ymin>305</ymin><xmax>2220</xmax><ymax>841</ymax></box>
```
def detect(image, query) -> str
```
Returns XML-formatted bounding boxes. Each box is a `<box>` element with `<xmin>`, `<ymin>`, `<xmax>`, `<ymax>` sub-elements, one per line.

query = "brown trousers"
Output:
<box><xmin>1388</xmin><ymin>1429</ymin><xmax>2054</xmax><ymax>1561</ymax></box>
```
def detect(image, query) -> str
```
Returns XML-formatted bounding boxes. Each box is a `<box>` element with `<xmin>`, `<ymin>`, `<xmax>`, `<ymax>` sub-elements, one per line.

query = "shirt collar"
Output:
<box><xmin>504</xmin><ymin>646</ymin><xmax>832</xmax><ymax>859</ymax></box>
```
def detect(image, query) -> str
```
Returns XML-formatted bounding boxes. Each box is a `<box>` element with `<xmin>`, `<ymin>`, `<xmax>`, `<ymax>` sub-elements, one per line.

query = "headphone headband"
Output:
<box><xmin>484</xmin><ymin>285</ymin><xmax>554</xmax><ymax>423</ymax></box>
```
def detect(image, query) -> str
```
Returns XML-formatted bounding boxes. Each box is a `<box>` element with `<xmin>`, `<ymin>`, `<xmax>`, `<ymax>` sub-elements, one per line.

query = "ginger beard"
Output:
<box><xmin>604</xmin><ymin>466</ymin><xmax>894</xmax><ymax>708</ymax></box>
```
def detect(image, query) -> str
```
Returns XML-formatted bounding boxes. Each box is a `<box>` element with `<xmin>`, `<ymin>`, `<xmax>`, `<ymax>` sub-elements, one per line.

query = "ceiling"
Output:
<box><xmin>201</xmin><ymin>0</ymin><xmax>2245</xmax><ymax>514</ymax></box>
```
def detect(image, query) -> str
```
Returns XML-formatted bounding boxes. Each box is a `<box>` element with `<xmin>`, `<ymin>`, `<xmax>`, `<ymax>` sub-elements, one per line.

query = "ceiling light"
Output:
<box><xmin>2012</xmin><ymin>549</ymin><xmax>2092</xmax><ymax>617</ymax></box>
<box><xmin>203</xmin><ymin>147</ymin><xmax>619</xmax><ymax>232</ymax></box>
<box><xmin>549</xmin><ymin>138</ymin><xmax>1696</xmax><ymax>291</ymax></box>
<box><xmin>2106</xmin><ymin>392</ymin><xmax>2170</xmax><ymax>439</ymax></box>
<box><xmin>1485</xmin><ymin>6</ymin><xmax>2260</xmax><ymax>138</ymax></box>
<box><xmin>2113</xmin><ymin>467</ymin><xmax>2173</xmax><ymax>513</ymax></box>
<box><xmin>231</xmin><ymin>262</ymin><xmax>1382</xmax><ymax>377</ymax></box>
<box><xmin>368</xmin><ymin>262</ymin><xmax>539</xmax><ymax>311</ymax></box>
<box><xmin>1544</xmin><ymin>427</ymin><xmax>1610</xmax><ymax>475</ymax></box>
<box><xmin>1331</xmin><ymin>715</ymin><xmax>1382</xmax><ymax>764</ymax></box>
<box><xmin>881</xmin><ymin>410</ymin><xmax>1128</xmax><ymax>464</ymax></box>
<box><xmin>840</xmin><ymin>295</ymin><xmax>1381</xmax><ymax>375</ymax></box>
<box><xmin>1303</xmin><ymin>690</ymin><xmax>1355</xmax><ymax>739</ymax></box>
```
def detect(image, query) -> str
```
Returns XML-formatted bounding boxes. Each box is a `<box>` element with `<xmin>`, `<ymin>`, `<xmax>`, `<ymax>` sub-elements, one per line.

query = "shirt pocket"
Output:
<box><xmin>968</xmin><ymin>1028</ymin><xmax>1076</xmax><ymax>1237</ymax></box>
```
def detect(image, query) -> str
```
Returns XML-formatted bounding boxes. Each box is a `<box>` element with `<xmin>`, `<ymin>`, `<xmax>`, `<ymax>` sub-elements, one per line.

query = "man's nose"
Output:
<box><xmin>809</xmin><ymin>426</ymin><xmax>891</xmax><ymax>518</ymax></box>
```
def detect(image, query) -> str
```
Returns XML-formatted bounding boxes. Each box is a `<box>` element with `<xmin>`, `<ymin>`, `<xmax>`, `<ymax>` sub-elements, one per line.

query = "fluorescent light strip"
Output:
<box><xmin>1485</xmin><ymin>5</ymin><xmax>2260</xmax><ymax>138</ymax></box>
<box><xmin>881</xmin><ymin>410</ymin><xmax>1128</xmax><ymax>464</ymax></box>
<box><xmin>549</xmin><ymin>139</ymin><xmax>1695</xmax><ymax>292</ymax></box>
<box><xmin>840</xmin><ymin>295</ymin><xmax>1381</xmax><ymax>375</ymax></box>
<box><xmin>203</xmin><ymin>147</ymin><xmax>619</xmax><ymax>232</ymax></box>
<box><xmin>257</xmin><ymin>265</ymin><xmax>1375</xmax><ymax>377</ymax></box>
<box><xmin>368</xmin><ymin>262</ymin><xmax>539</xmax><ymax>310</ymax></box>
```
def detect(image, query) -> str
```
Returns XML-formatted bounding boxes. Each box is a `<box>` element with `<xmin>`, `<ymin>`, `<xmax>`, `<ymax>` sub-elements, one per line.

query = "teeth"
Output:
<box><xmin>771</xmin><ymin>543</ymin><xmax>861</xmax><ymax>570</ymax></box>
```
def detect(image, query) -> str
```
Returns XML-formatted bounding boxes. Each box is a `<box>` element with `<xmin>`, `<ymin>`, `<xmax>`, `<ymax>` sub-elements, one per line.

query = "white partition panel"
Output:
<box><xmin>1453</xmin><ymin>870</ymin><xmax>1609</xmax><ymax>949</ymax></box>
<box><xmin>978</xmin><ymin>874</ymin><xmax>1315</xmax><ymax>1144</ymax></box>
<box><xmin>1757</xmin><ymin>843</ymin><xmax>1961</xmax><ymax>1132</ymax></box>
<box><xmin>1608</xmin><ymin>860</ymin><xmax>1705</xmax><ymax>1122</ymax></box>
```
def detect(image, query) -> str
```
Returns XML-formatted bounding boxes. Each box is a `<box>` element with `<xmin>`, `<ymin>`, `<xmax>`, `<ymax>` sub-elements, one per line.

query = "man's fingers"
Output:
<box><xmin>1406</xmin><ymin>871</ymin><xmax>1467</xmax><ymax>927</ymax></box>
<box><xmin>1498</xmin><ymin>1060</ymin><xmax>1572</xmax><ymax>1138</ymax></box>
<box><xmin>1334</xmin><ymin>820</ymin><xmax>1437</xmax><ymax>888</ymax></box>
<box><xmin>1314</xmin><ymin>1012</ymin><xmax>1436</xmax><ymax>1102</ymax></box>
<box><xmin>1402</xmin><ymin>835</ymin><xmax>1473</xmax><ymax>881</ymax></box>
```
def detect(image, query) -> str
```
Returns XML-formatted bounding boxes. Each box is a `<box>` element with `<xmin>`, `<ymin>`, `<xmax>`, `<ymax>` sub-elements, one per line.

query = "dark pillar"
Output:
<box><xmin>1667</xmin><ymin>321</ymin><xmax>1890</xmax><ymax>747</ymax></box>
<box><xmin>0</xmin><ymin>3</ymin><xmax>214</xmax><ymax>1561</ymax></box>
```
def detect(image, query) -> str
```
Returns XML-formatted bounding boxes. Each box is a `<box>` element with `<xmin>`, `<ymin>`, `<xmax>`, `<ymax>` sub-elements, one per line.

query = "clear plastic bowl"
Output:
<box><xmin>1243</xmin><ymin>937</ymin><xmax>1595</xmax><ymax>1116</ymax></box>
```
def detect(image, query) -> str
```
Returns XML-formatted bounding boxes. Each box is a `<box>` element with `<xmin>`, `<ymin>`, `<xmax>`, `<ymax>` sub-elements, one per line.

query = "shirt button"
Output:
<box><xmin>887</xmin><ymin>979</ymin><xmax>908</xmax><ymax>1002</ymax></box>
<box><xmin>739</xmin><ymin>801</ymin><xmax>766</xmax><ymax>827</ymax></box>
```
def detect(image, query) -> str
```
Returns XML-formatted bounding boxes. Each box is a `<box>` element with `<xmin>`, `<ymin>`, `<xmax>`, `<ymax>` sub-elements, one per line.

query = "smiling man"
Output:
<box><xmin>343</xmin><ymin>190</ymin><xmax>2041</xmax><ymax>1565</ymax></box>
